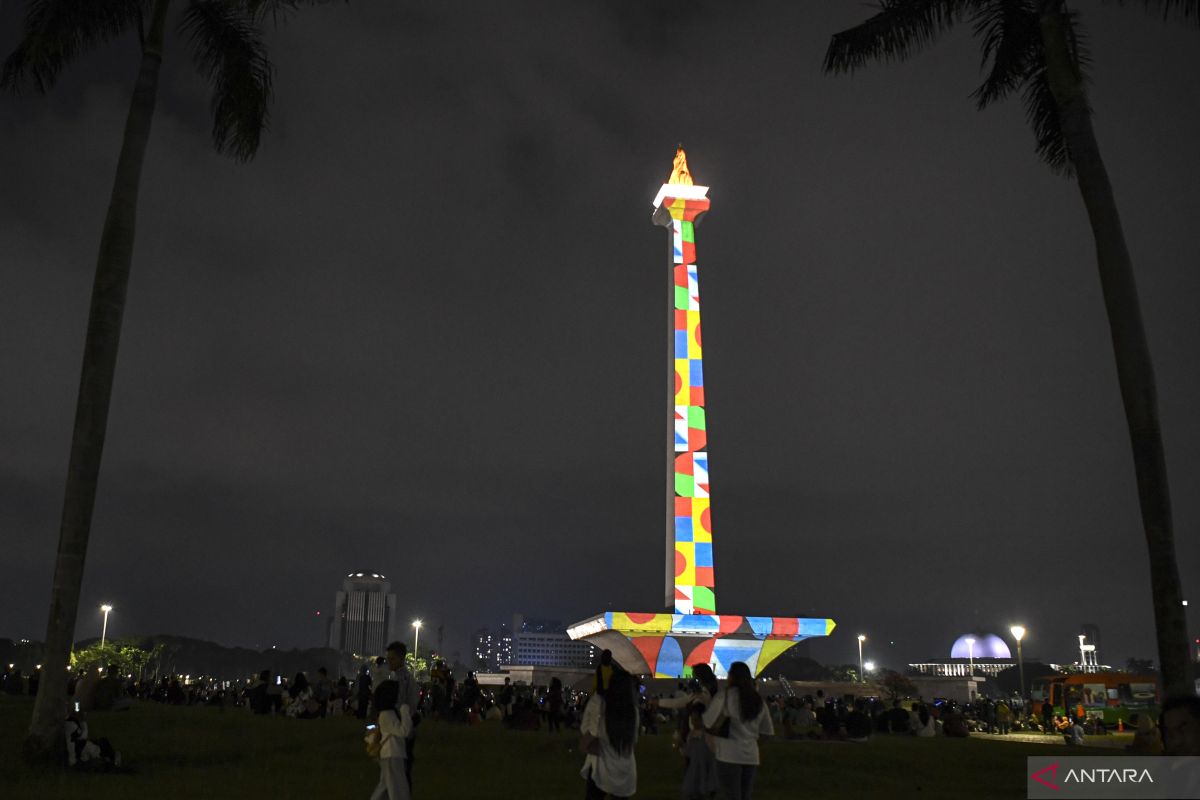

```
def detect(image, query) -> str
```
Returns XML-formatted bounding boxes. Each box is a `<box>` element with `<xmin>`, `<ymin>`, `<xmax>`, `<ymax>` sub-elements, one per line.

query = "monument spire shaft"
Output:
<box><xmin>653</xmin><ymin>148</ymin><xmax>714</xmax><ymax>616</ymax></box>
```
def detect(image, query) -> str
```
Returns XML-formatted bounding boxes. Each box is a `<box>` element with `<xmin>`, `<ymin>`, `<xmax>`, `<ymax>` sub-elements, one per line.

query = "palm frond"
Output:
<box><xmin>243</xmin><ymin>0</ymin><xmax>298</xmax><ymax>25</ymax></box>
<box><xmin>2</xmin><ymin>0</ymin><xmax>146</xmax><ymax>94</ymax></box>
<box><xmin>180</xmin><ymin>0</ymin><xmax>274</xmax><ymax>162</ymax></box>
<box><xmin>1020</xmin><ymin>62</ymin><xmax>1071</xmax><ymax>175</ymax></box>
<box><xmin>970</xmin><ymin>0</ymin><xmax>1040</xmax><ymax>108</ymax></box>
<box><xmin>824</xmin><ymin>0</ymin><xmax>974</xmax><ymax>75</ymax></box>
<box><xmin>1117</xmin><ymin>1</ymin><xmax>1200</xmax><ymax>26</ymax></box>
<box><xmin>244</xmin><ymin>0</ymin><xmax>347</xmax><ymax>27</ymax></box>
<box><xmin>1020</xmin><ymin>9</ymin><xmax>1089</xmax><ymax>175</ymax></box>
<box><xmin>1064</xmin><ymin>9</ymin><xmax>1093</xmax><ymax>79</ymax></box>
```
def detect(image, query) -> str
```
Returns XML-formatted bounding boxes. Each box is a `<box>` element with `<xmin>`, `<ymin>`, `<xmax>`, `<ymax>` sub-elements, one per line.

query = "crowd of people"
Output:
<box><xmin>1</xmin><ymin>663</ymin><xmax>41</xmax><ymax>696</ymax></box>
<box><xmin>15</xmin><ymin>650</ymin><xmax>1200</xmax><ymax>798</ymax></box>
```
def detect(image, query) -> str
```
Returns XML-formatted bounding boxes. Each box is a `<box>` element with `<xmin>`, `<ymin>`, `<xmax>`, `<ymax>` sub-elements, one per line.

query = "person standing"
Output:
<box><xmin>385</xmin><ymin>641</ymin><xmax>419</xmax><ymax>792</ymax></box>
<box><xmin>313</xmin><ymin>667</ymin><xmax>333</xmax><ymax>717</ymax></box>
<box><xmin>579</xmin><ymin>666</ymin><xmax>639</xmax><ymax>799</ymax></box>
<box><xmin>356</xmin><ymin>664</ymin><xmax>372</xmax><ymax>719</ymax></box>
<box><xmin>995</xmin><ymin>700</ymin><xmax>1012</xmax><ymax>735</ymax></box>
<box><xmin>702</xmin><ymin>662</ymin><xmax>774</xmax><ymax>800</ymax></box>
<box><xmin>681</xmin><ymin>705</ymin><xmax>718</xmax><ymax>800</ymax></box>
<box><xmin>981</xmin><ymin>699</ymin><xmax>995</xmax><ymax>734</ymax></box>
<box><xmin>500</xmin><ymin>677</ymin><xmax>515</xmax><ymax>723</ymax></box>
<box><xmin>1041</xmin><ymin>698</ymin><xmax>1055</xmax><ymax>735</ymax></box>
<box><xmin>369</xmin><ymin>680</ymin><xmax>413</xmax><ymax>800</ymax></box>
<box><xmin>548</xmin><ymin>677</ymin><xmax>564</xmax><ymax>734</ymax></box>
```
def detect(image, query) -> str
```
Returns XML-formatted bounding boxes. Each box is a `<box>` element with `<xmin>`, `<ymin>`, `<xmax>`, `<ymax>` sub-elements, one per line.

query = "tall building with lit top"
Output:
<box><xmin>328</xmin><ymin>572</ymin><xmax>397</xmax><ymax>657</ymax></box>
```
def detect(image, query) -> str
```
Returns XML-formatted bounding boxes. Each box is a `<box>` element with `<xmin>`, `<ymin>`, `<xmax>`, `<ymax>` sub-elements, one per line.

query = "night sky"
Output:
<box><xmin>1</xmin><ymin>1</ymin><xmax>1197</xmax><ymax>670</ymax></box>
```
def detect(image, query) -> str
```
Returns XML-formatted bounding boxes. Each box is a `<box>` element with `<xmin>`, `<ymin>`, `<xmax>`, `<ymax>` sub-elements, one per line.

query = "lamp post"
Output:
<box><xmin>864</xmin><ymin>660</ymin><xmax>875</xmax><ymax>676</ymax></box>
<box><xmin>1010</xmin><ymin>625</ymin><xmax>1026</xmax><ymax>705</ymax></box>
<box><xmin>965</xmin><ymin>636</ymin><xmax>975</xmax><ymax>677</ymax></box>
<box><xmin>857</xmin><ymin>634</ymin><xmax>866</xmax><ymax>683</ymax></box>
<box><xmin>100</xmin><ymin>604</ymin><xmax>113</xmax><ymax>647</ymax></box>
<box><xmin>412</xmin><ymin>620</ymin><xmax>422</xmax><ymax>658</ymax></box>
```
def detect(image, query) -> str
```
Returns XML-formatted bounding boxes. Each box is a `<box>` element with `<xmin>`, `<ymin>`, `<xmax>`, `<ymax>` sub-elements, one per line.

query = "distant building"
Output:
<box><xmin>473</xmin><ymin>626</ymin><xmax>512</xmax><ymax>672</ymax></box>
<box><xmin>513</xmin><ymin>631</ymin><xmax>599</xmax><ymax>668</ymax></box>
<box><xmin>909</xmin><ymin>632</ymin><xmax>1016</xmax><ymax>678</ymax></box>
<box><xmin>328</xmin><ymin>572</ymin><xmax>397</xmax><ymax>657</ymax></box>
<box><xmin>474</xmin><ymin>613</ymin><xmax>598</xmax><ymax>670</ymax></box>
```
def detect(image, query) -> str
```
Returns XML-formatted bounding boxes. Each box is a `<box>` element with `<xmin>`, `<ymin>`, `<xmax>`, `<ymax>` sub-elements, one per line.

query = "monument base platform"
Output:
<box><xmin>567</xmin><ymin>612</ymin><xmax>836</xmax><ymax>679</ymax></box>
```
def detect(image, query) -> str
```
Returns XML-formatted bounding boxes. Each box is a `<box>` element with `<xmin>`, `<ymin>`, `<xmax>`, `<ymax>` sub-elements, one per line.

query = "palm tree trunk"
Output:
<box><xmin>1039</xmin><ymin>4</ymin><xmax>1190</xmax><ymax>697</ymax></box>
<box><xmin>25</xmin><ymin>0</ymin><xmax>172</xmax><ymax>758</ymax></box>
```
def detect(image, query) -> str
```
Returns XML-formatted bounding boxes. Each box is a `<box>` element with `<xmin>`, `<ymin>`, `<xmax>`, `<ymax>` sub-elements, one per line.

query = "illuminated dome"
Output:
<box><xmin>950</xmin><ymin>633</ymin><xmax>1011</xmax><ymax>659</ymax></box>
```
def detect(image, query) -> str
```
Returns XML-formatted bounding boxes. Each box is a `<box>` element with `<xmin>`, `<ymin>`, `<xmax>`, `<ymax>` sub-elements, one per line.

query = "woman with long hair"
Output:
<box><xmin>701</xmin><ymin>662</ymin><xmax>773</xmax><ymax>800</ymax></box>
<box><xmin>579</xmin><ymin>666</ymin><xmax>639</xmax><ymax>799</ymax></box>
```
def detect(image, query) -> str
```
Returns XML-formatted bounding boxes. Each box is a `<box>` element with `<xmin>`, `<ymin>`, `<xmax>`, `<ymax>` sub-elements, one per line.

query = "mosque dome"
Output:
<box><xmin>950</xmin><ymin>633</ymin><xmax>1011</xmax><ymax>660</ymax></box>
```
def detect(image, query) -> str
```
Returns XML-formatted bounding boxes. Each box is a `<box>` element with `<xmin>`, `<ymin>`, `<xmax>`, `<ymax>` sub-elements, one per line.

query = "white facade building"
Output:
<box><xmin>328</xmin><ymin>572</ymin><xmax>397</xmax><ymax>657</ymax></box>
<box><xmin>513</xmin><ymin>631</ymin><xmax>599</xmax><ymax>668</ymax></box>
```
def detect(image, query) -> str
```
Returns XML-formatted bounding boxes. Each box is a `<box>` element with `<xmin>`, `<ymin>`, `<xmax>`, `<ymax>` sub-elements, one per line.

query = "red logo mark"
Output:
<box><xmin>1030</xmin><ymin>763</ymin><xmax>1060</xmax><ymax>791</ymax></box>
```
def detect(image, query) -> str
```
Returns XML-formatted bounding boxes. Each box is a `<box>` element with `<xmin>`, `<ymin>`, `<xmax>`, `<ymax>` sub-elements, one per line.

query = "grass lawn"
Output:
<box><xmin>1</xmin><ymin>696</ymin><xmax>1119</xmax><ymax>799</ymax></box>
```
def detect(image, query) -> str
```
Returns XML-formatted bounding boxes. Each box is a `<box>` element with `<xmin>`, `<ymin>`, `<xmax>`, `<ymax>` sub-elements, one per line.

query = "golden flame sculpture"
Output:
<box><xmin>668</xmin><ymin>145</ymin><xmax>693</xmax><ymax>186</ymax></box>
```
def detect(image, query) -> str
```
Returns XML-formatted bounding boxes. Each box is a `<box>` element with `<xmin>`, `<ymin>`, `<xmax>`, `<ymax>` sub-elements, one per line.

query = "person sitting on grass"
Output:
<box><xmin>816</xmin><ymin>700</ymin><xmax>839</xmax><ymax>740</ymax></box>
<box><xmin>1065</xmin><ymin>716</ymin><xmax>1085</xmax><ymax>746</ymax></box>
<box><xmin>940</xmin><ymin>705</ymin><xmax>969</xmax><ymax>738</ymax></box>
<box><xmin>286</xmin><ymin>672</ymin><xmax>320</xmax><ymax>719</ymax></box>
<box><xmin>801</xmin><ymin>698</ymin><xmax>822</xmax><ymax>739</ymax></box>
<box><xmin>845</xmin><ymin>699</ymin><xmax>873</xmax><ymax>743</ymax></box>
<box><xmin>910</xmin><ymin>703</ymin><xmax>936</xmax><ymax>737</ymax></box>
<box><xmin>886</xmin><ymin>700</ymin><xmax>909</xmax><ymax>734</ymax></box>
<box><xmin>64</xmin><ymin>708</ymin><xmax>121</xmax><ymax>770</ymax></box>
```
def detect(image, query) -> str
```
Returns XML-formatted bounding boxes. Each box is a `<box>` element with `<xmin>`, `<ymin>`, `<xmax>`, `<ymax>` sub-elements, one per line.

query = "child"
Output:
<box><xmin>680</xmin><ymin>705</ymin><xmax>717</xmax><ymax>800</ymax></box>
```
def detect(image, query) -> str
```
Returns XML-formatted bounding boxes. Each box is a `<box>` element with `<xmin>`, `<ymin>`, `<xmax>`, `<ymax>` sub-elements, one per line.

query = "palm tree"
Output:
<box><xmin>3</xmin><ymin>0</ymin><xmax>326</xmax><ymax>757</ymax></box>
<box><xmin>824</xmin><ymin>0</ymin><xmax>1195</xmax><ymax>697</ymax></box>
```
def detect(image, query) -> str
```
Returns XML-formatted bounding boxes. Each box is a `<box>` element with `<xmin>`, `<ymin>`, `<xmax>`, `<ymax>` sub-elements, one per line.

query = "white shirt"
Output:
<box><xmin>579</xmin><ymin>694</ymin><xmax>638</xmax><ymax>797</ymax></box>
<box><xmin>702</xmin><ymin>687</ymin><xmax>774</xmax><ymax>765</ymax></box>
<box><xmin>378</xmin><ymin>705</ymin><xmax>413</xmax><ymax>759</ymax></box>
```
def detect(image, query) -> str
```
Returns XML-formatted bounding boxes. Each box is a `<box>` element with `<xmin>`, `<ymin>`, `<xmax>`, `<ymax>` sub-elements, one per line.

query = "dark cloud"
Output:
<box><xmin>1</xmin><ymin>1</ymin><xmax>1197</xmax><ymax>668</ymax></box>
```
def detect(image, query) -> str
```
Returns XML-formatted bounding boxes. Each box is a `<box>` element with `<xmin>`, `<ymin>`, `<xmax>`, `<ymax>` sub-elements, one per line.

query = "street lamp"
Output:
<box><xmin>100</xmin><ymin>604</ymin><xmax>113</xmax><ymax>647</ymax></box>
<box><xmin>857</xmin><ymin>634</ymin><xmax>866</xmax><ymax>683</ymax></box>
<box><xmin>1010</xmin><ymin>625</ymin><xmax>1027</xmax><ymax>704</ymax></box>
<box><xmin>864</xmin><ymin>660</ymin><xmax>876</xmax><ymax>675</ymax></box>
<box><xmin>965</xmin><ymin>636</ymin><xmax>975</xmax><ymax>677</ymax></box>
<box><xmin>412</xmin><ymin>620</ymin><xmax>422</xmax><ymax>657</ymax></box>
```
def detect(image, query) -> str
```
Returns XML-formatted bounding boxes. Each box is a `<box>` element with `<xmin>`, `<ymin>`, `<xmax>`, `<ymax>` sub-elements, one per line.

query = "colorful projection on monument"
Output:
<box><xmin>566</xmin><ymin>148</ymin><xmax>836</xmax><ymax>679</ymax></box>
<box><xmin>666</xmin><ymin>192</ymin><xmax>715</xmax><ymax>617</ymax></box>
<box><xmin>566</xmin><ymin>612</ymin><xmax>837</xmax><ymax>679</ymax></box>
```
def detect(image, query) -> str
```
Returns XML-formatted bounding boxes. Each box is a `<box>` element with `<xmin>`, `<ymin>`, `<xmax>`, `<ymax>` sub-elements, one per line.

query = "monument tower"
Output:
<box><xmin>568</xmin><ymin>148</ymin><xmax>835</xmax><ymax>678</ymax></box>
